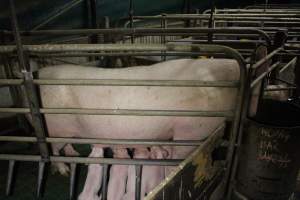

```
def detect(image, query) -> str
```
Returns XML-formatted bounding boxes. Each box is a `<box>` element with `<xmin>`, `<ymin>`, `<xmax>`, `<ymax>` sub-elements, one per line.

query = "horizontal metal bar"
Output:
<box><xmin>0</xmin><ymin>154</ymin><xmax>182</xmax><ymax>166</ymax></box>
<box><xmin>0</xmin><ymin>28</ymin><xmax>271</xmax><ymax>44</ymax></box>
<box><xmin>0</xmin><ymin>107</ymin><xmax>234</xmax><ymax>117</ymax></box>
<box><xmin>279</xmin><ymin>57</ymin><xmax>297</xmax><ymax>73</ymax></box>
<box><xmin>0</xmin><ymin>78</ymin><xmax>239</xmax><ymax>87</ymax></box>
<box><xmin>251</xmin><ymin>62</ymin><xmax>281</xmax><ymax>88</ymax></box>
<box><xmin>0</xmin><ymin>79</ymin><xmax>23</xmax><ymax>85</ymax></box>
<box><xmin>30</xmin><ymin>52</ymin><xmax>228</xmax><ymax>58</ymax></box>
<box><xmin>41</xmin><ymin>108</ymin><xmax>234</xmax><ymax>117</ymax></box>
<box><xmin>265</xmin><ymin>87</ymin><xmax>296</xmax><ymax>91</ymax></box>
<box><xmin>0</xmin><ymin>108</ymin><xmax>30</xmax><ymax>113</ymax></box>
<box><xmin>0</xmin><ymin>136</ymin><xmax>207</xmax><ymax>146</ymax></box>
<box><xmin>132</xmin><ymin>15</ymin><xmax>300</xmax><ymax>22</ymax></box>
<box><xmin>252</xmin><ymin>47</ymin><xmax>283</xmax><ymax>70</ymax></box>
<box><xmin>0</xmin><ymin>44</ymin><xmax>167</xmax><ymax>53</ymax></box>
<box><xmin>34</xmin><ymin>79</ymin><xmax>239</xmax><ymax>87</ymax></box>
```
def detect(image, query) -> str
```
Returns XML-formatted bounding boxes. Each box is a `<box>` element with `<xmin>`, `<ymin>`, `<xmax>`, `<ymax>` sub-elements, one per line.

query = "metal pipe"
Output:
<box><xmin>0</xmin><ymin>136</ymin><xmax>207</xmax><ymax>146</ymax></box>
<box><xmin>0</xmin><ymin>107</ymin><xmax>234</xmax><ymax>118</ymax></box>
<box><xmin>36</xmin><ymin>161</ymin><xmax>46</xmax><ymax>198</ymax></box>
<box><xmin>31</xmin><ymin>0</ymin><xmax>84</xmax><ymax>30</ymax></box>
<box><xmin>69</xmin><ymin>163</ymin><xmax>77</xmax><ymax>200</ymax></box>
<box><xmin>1</xmin><ymin>28</ymin><xmax>271</xmax><ymax>45</ymax></box>
<box><xmin>135</xmin><ymin>165</ymin><xmax>142</xmax><ymax>200</ymax></box>
<box><xmin>131</xmin><ymin>15</ymin><xmax>300</xmax><ymax>22</ymax></box>
<box><xmin>101</xmin><ymin>164</ymin><xmax>108</xmax><ymax>200</ymax></box>
<box><xmin>251</xmin><ymin>62</ymin><xmax>281</xmax><ymax>88</ymax></box>
<box><xmin>9</xmin><ymin>0</ymin><xmax>50</xmax><ymax>161</ymax></box>
<box><xmin>251</xmin><ymin>47</ymin><xmax>282</xmax><ymax>69</ymax></box>
<box><xmin>0</xmin><ymin>154</ymin><xmax>182</xmax><ymax>165</ymax></box>
<box><xmin>6</xmin><ymin>160</ymin><xmax>15</xmax><ymax>196</ymax></box>
<box><xmin>279</xmin><ymin>57</ymin><xmax>297</xmax><ymax>73</ymax></box>
<box><xmin>0</xmin><ymin>78</ymin><xmax>239</xmax><ymax>87</ymax></box>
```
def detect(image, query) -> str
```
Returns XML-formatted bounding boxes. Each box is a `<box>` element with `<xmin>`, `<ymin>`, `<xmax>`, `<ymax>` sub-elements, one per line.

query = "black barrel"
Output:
<box><xmin>235</xmin><ymin>99</ymin><xmax>300</xmax><ymax>200</ymax></box>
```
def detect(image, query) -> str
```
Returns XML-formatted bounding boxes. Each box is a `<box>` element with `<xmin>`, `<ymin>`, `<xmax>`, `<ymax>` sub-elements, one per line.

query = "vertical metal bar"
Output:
<box><xmin>129</xmin><ymin>0</ymin><xmax>134</xmax><ymax>44</ymax></box>
<box><xmin>69</xmin><ymin>163</ymin><xmax>77</xmax><ymax>200</ymax></box>
<box><xmin>87</xmin><ymin>0</ymin><xmax>98</xmax><ymax>62</ymax></box>
<box><xmin>88</xmin><ymin>0</ymin><xmax>98</xmax><ymax>44</ymax></box>
<box><xmin>6</xmin><ymin>160</ymin><xmax>15</xmax><ymax>196</ymax></box>
<box><xmin>101</xmin><ymin>164</ymin><xmax>108</xmax><ymax>200</ymax></box>
<box><xmin>9</xmin><ymin>0</ymin><xmax>50</xmax><ymax>161</ymax></box>
<box><xmin>161</xmin><ymin>14</ymin><xmax>167</xmax><ymax>61</ymax></box>
<box><xmin>36</xmin><ymin>161</ymin><xmax>46</xmax><ymax>198</ymax></box>
<box><xmin>135</xmin><ymin>165</ymin><xmax>142</xmax><ymax>200</ymax></box>
<box><xmin>208</xmin><ymin>2</ymin><xmax>215</xmax><ymax>44</ymax></box>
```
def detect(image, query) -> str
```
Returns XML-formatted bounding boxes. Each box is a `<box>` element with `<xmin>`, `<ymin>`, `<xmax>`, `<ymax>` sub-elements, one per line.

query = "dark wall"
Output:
<box><xmin>0</xmin><ymin>0</ymin><xmax>299</xmax><ymax>30</ymax></box>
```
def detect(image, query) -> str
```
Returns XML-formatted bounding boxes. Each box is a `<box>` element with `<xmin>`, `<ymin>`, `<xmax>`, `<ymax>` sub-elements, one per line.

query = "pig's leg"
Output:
<box><xmin>123</xmin><ymin>148</ymin><xmax>150</xmax><ymax>200</ymax></box>
<box><xmin>51</xmin><ymin>143</ymin><xmax>70</xmax><ymax>176</ymax></box>
<box><xmin>107</xmin><ymin>148</ymin><xmax>130</xmax><ymax>200</ymax></box>
<box><xmin>78</xmin><ymin>147</ymin><xmax>104</xmax><ymax>200</ymax></box>
<box><xmin>51</xmin><ymin>143</ymin><xmax>80</xmax><ymax>176</ymax></box>
<box><xmin>142</xmin><ymin>146</ymin><xmax>169</xmax><ymax>196</ymax></box>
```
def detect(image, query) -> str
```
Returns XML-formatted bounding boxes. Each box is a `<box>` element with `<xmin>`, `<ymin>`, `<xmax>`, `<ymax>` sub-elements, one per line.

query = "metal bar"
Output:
<box><xmin>101</xmin><ymin>164</ymin><xmax>108</xmax><ymax>200</ymax></box>
<box><xmin>0</xmin><ymin>155</ymin><xmax>182</xmax><ymax>165</ymax></box>
<box><xmin>40</xmin><ymin>108</ymin><xmax>234</xmax><ymax>118</ymax></box>
<box><xmin>9</xmin><ymin>0</ymin><xmax>50</xmax><ymax>161</ymax></box>
<box><xmin>36</xmin><ymin>161</ymin><xmax>46</xmax><ymax>198</ymax></box>
<box><xmin>251</xmin><ymin>61</ymin><xmax>281</xmax><ymax>88</ymax></box>
<box><xmin>265</xmin><ymin>87</ymin><xmax>296</xmax><ymax>91</ymax></box>
<box><xmin>0</xmin><ymin>107</ymin><xmax>234</xmax><ymax>118</ymax></box>
<box><xmin>8</xmin><ymin>0</ymin><xmax>27</xmax><ymax>71</ymax></box>
<box><xmin>29</xmin><ymin>52</ymin><xmax>228</xmax><ymax>58</ymax></box>
<box><xmin>279</xmin><ymin>57</ymin><xmax>297</xmax><ymax>73</ymax></box>
<box><xmin>0</xmin><ymin>78</ymin><xmax>239</xmax><ymax>87</ymax></box>
<box><xmin>130</xmin><ymin>15</ymin><xmax>300</xmax><ymax>21</ymax></box>
<box><xmin>252</xmin><ymin>47</ymin><xmax>282</xmax><ymax>69</ymax></box>
<box><xmin>135</xmin><ymin>165</ymin><xmax>142</xmax><ymax>200</ymax></box>
<box><xmin>69</xmin><ymin>163</ymin><xmax>77</xmax><ymax>200</ymax></box>
<box><xmin>1</xmin><ymin>28</ymin><xmax>271</xmax><ymax>44</ymax></box>
<box><xmin>6</xmin><ymin>160</ymin><xmax>15</xmax><ymax>196</ymax></box>
<box><xmin>0</xmin><ymin>136</ymin><xmax>208</xmax><ymax>146</ymax></box>
<box><xmin>31</xmin><ymin>0</ymin><xmax>84</xmax><ymax>30</ymax></box>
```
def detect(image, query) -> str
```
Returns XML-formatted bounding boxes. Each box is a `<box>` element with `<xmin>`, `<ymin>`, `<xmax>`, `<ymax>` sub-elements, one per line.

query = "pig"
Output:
<box><xmin>37</xmin><ymin>58</ymin><xmax>240</xmax><ymax>199</ymax></box>
<box><xmin>107</xmin><ymin>148</ymin><xmax>131</xmax><ymax>200</ymax></box>
<box><xmin>123</xmin><ymin>146</ymin><xmax>170</xmax><ymax>200</ymax></box>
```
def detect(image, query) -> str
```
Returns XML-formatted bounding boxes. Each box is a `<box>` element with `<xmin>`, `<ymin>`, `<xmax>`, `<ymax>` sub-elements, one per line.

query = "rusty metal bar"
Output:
<box><xmin>6</xmin><ymin>160</ymin><xmax>15</xmax><ymax>196</ymax></box>
<box><xmin>9</xmin><ymin>0</ymin><xmax>50</xmax><ymax>161</ymax></box>
<box><xmin>0</xmin><ymin>155</ymin><xmax>182</xmax><ymax>165</ymax></box>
